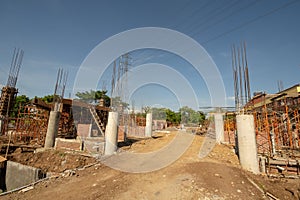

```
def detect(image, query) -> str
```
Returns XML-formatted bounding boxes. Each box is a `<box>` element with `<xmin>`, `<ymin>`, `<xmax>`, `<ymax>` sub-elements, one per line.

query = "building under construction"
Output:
<box><xmin>0</xmin><ymin>49</ymin><xmax>24</xmax><ymax>128</ymax></box>
<box><xmin>226</xmin><ymin>42</ymin><xmax>300</xmax><ymax>176</ymax></box>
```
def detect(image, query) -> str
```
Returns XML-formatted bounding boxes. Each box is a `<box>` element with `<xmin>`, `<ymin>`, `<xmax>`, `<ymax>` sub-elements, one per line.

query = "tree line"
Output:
<box><xmin>9</xmin><ymin>90</ymin><xmax>206</xmax><ymax>126</ymax></box>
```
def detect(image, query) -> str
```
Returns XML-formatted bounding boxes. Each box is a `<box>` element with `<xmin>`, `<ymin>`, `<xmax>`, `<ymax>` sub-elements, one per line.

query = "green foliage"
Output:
<box><xmin>179</xmin><ymin>106</ymin><xmax>205</xmax><ymax>125</ymax></box>
<box><xmin>165</xmin><ymin>108</ymin><xmax>181</xmax><ymax>125</ymax></box>
<box><xmin>133</xmin><ymin>105</ymin><xmax>206</xmax><ymax>126</ymax></box>
<box><xmin>75</xmin><ymin>90</ymin><xmax>110</xmax><ymax>106</ymax></box>
<box><xmin>40</xmin><ymin>94</ymin><xmax>54</xmax><ymax>103</ymax></box>
<box><xmin>10</xmin><ymin>95</ymin><xmax>30</xmax><ymax>117</ymax></box>
<box><xmin>150</xmin><ymin>106</ymin><xmax>206</xmax><ymax>126</ymax></box>
<box><xmin>152</xmin><ymin>107</ymin><xmax>167</xmax><ymax>120</ymax></box>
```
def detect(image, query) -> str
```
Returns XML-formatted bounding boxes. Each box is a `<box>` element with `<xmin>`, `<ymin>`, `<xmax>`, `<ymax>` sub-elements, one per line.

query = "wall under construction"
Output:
<box><xmin>0</xmin><ymin>87</ymin><xmax>17</xmax><ymax>117</ymax></box>
<box><xmin>1</xmin><ymin>98</ymin><xmax>109</xmax><ymax>146</ymax></box>
<box><xmin>224</xmin><ymin>84</ymin><xmax>300</xmax><ymax>176</ymax></box>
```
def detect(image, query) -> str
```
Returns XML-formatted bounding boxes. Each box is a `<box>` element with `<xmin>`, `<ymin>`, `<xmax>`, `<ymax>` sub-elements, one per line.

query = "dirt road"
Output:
<box><xmin>2</xmin><ymin>131</ymin><xmax>299</xmax><ymax>200</ymax></box>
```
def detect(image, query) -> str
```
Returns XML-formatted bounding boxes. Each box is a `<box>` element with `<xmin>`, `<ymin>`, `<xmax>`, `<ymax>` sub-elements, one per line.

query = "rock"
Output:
<box><xmin>19</xmin><ymin>186</ymin><xmax>34</xmax><ymax>193</ymax></box>
<box><xmin>237</xmin><ymin>189</ymin><xmax>242</xmax><ymax>193</ymax></box>
<box><xmin>61</xmin><ymin>160</ymin><xmax>66</xmax><ymax>166</ymax></box>
<box><xmin>62</xmin><ymin>169</ymin><xmax>76</xmax><ymax>177</ymax></box>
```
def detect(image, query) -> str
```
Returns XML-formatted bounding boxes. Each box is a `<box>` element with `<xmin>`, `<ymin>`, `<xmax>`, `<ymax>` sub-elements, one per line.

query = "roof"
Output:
<box><xmin>32</xmin><ymin>98</ymin><xmax>110</xmax><ymax>111</ymax></box>
<box><xmin>276</xmin><ymin>83</ymin><xmax>300</xmax><ymax>94</ymax></box>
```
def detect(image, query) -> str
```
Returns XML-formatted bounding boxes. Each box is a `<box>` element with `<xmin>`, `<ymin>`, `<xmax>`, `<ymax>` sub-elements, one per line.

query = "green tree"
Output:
<box><xmin>165</xmin><ymin>108</ymin><xmax>181</xmax><ymax>125</ymax></box>
<box><xmin>152</xmin><ymin>107</ymin><xmax>167</xmax><ymax>120</ymax></box>
<box><xmin>40</xmin><ymin>94</ymin><xmax>54</xmax><ymax>103</ymax></box>
<box><xmin>179</xmin><ymin>106</ymin><xmax>206</xmax><ymax>125</ymax></box>
<box><xmin>75</xmin><ymin>90</ymin><xmax>110</xmax><ymax>106</ymax></box>
<box><xmin>10</xmin><ymin>95</ymin><xmax>30</xmax><ymax>117</ymax></box>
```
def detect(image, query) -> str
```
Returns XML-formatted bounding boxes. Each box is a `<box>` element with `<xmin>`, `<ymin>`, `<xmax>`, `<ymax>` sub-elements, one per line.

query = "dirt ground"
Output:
<box><xmin>1</xmin><ymin>131</ymin><xmax>300</xmax><ymax>200</ymax></box>
<box><xmin>10</xmin><ymin>149</ymin><xmax>97</xmax><ymax>174</ymax></box>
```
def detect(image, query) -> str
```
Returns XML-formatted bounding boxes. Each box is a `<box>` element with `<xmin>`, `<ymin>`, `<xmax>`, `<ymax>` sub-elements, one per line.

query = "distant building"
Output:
<box><xmin>245</xmin><ymin>84</ymin><xmax>300</xmax><ymax>111</ymax></box>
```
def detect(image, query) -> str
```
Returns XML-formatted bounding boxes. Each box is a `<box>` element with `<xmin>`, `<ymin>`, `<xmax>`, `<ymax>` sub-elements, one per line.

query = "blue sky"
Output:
<box><xmin>0</xmin><ymin>0</ymin><xmax>299</xmax><ymax>111</ymax></box>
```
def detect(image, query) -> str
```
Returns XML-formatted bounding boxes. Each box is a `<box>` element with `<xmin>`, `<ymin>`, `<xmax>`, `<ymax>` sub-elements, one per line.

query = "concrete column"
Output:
<box><xmin>0</xmin><ymin>119</ymin><xmax>3</xmax><ymax>136</ymax></box>
<box><xmin>214</xmin><ymin>113</ymin><xmax>224</xmax><ymax>143</ymax></box>
<box><xmin>270</xmin><ymin>131</ymin><xmax>276</xmax><ymax>155</ymax></box>
<box><xmin>44</xmin><ymin>111</ymin><xmax>61</xmax><ymax>148</ymax></box>
<box><xmin>259</xmin><ymin>156</ymin><xmax>266</xmax><ymax>174</ymax></box>
<box><xmin>145</xmin><ymin>113</ymin><xmax>152</xmax><ymax>137</ymax></box>
<box><xmin>154</xmin><ymin>120</ymin><xmax>158</xmax><ymax>131</ymax></box>
<box><xmin>236</xmin><ymin>114</ymin><xmax>259</xmax><ymax>174</ymax></box>
<box><xmin>104</xmin><ymin>112</ymin><xmax>119</xmax><ymax>156</ymax></box>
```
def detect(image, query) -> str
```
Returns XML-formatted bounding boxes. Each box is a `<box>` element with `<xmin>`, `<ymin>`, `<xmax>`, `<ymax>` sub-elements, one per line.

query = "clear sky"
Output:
<box><xmin>0</xmin><ymin>0</ymin><xmax>299</xmax><ymax>111</ymax></box>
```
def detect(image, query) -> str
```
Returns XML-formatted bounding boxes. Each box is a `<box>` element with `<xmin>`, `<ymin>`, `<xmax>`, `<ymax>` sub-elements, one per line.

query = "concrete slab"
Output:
<box><xmin>5</xmin><ymin>161</ymin><xmax>43</xmax><ymax>191</ymax></box>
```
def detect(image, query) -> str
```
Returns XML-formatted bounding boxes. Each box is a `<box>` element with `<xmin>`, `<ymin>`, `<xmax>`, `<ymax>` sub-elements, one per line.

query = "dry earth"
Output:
<box><xmin>1</xmin><ymin>131</ymin><xmax>300</xmax><ymax>200</ymax></box>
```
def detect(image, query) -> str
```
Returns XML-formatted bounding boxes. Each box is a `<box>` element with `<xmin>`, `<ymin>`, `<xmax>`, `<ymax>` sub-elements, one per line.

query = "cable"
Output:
<box><xmin>201</xmin><ymin>0</ymin><xmax>299</xmax><ymax>44</ymax></box>
<box><xmin>132</xmin><ymin>0</ymin><xmax>258</xmax><ymax>65</ymax></box>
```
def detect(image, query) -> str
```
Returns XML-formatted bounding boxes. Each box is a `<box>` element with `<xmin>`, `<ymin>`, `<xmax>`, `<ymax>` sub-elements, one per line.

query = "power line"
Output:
<box><xmin>132</xmin><ymin>0</ymin><xmax>261</xmax><ymax>66</ymax></box>
<box><xmin>201</xmin><ymin>0</ymin><xmax>299</xmax><ymax>44</ymax></box>
<box><xmin>189</xmin><ymin>0</ymin><xmax>261</xmax><ymax>36</ymax></box>
<box><xmin>132</xmin><ymin>0</ymin><xmax>298</xmax><ymax>68</ymax></box>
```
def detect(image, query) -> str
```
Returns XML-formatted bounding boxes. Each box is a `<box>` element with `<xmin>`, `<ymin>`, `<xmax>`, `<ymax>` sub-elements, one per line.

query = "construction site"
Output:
<box><xmin>0</xmin><ymin>43</ymin><xmax>299</xmax><ymax>200</ymax></box>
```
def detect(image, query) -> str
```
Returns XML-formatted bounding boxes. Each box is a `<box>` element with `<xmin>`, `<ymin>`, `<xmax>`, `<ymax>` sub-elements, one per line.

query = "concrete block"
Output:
<box><xmin>83</xmin><ymin>138</ymin><xmax>105</xmax><ymax>155</ymax></box>
<box><xmin>6</xmin><ymin>161</ymin><xmax>43</xmax><ymax>191</ymax></box>
<box><xmin>55</xmin><ymin>138</ymin><xmax>82</xmax><ymax>151</ymax></box>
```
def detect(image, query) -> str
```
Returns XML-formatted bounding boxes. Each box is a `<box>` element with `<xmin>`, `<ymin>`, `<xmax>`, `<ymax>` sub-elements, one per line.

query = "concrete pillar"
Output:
<box><xmin>154</xmin><ymin>120</ymin><xmax>158</xmax><ymax>130</ymax></box>
<box><xmin>0</xmin><ymin>119</ymin><xmax>3</xmax><ymax>136</ymax></box>
<box><xmin>104</xmin><ymin>112</ymin><xmax>119</xmax><ymax>156</ymax></box>
<box><xmin>214</xmin><ymin>113</ymin><xmax>224</xmax><ymax>143</ymax></box>
<box><xmin>236</xmin><ymin>114</ymin><xmax>260</xmax><ymax>174</ymax></box>
<box><xmin>44</xmin><ymin>111</ymin><xmax>61</xmax><ymax>148</ymax></box>
<box><xmin>270</xmin><ymin>131</ymin><xmax>276</xmax><ymax>155</ymax></box>
<box><xmin>145</xmin><ymin>113</ymin><xmax>152</xmax><ymax>137</ymax></box>
<box><xmin>259</xmin><ymin>156</ymin><xmax>266</xmax><ymax>174</ymax></box>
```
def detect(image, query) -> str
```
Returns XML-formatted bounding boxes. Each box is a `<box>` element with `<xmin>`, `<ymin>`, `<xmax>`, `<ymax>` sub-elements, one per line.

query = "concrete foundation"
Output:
<box><xmin>83</xmin><ymin>138</ymin><xmax>105</xmax><ymax>154</ymax></box>
<box><xmin>5</xmin><ymin>161</ymin><xmax>43</xmax><ymax>191</ymax></box>
<box><xmin>145</xmin><ymin>113</ymin><xmax>153</xmax><ymax>137</ymax></box>
<box><xmin>214</xmin><ymin>113</ymin><xmax>224</xmax><ymax>143</ymax></box>
<box><xmin>44</xmin><ymin>111</ymin><xmax>61</xmax><ymax>148</ymax></box>
<box><xmin>104</xmin><ymin>112</ymin><xmax>119</xmax><ymax>156</ymax></box>
<box><xmin>55</xmin><ymin>138</ymin><xmax>82</xmax><ymax>151</ymax></box>
<box><xmin>236</xmin><ymin>114</ymin><xmax>260</xmax><ymax>174</ymax></box>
